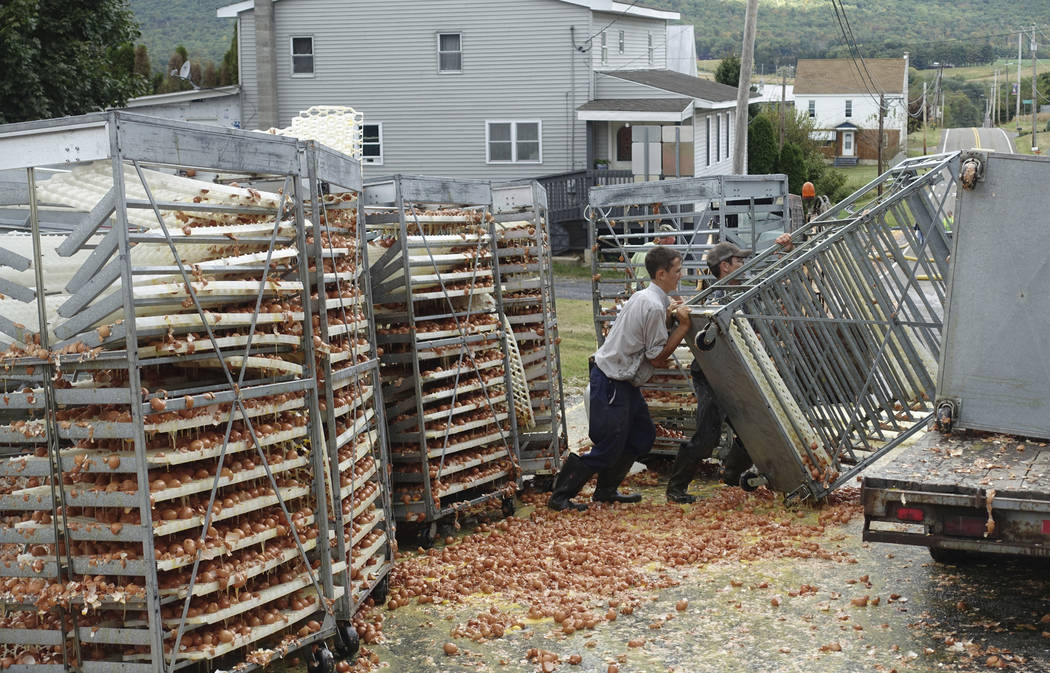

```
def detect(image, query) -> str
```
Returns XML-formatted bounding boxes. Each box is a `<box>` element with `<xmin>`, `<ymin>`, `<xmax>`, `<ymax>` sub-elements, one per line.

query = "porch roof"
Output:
<box><xmin>577</xmin><ymin>97</ymin><xmax>693</xmax><ymax>122</ymax></box>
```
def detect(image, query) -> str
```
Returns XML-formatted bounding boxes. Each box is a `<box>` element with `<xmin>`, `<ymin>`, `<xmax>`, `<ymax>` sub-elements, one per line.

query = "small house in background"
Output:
<box><xmin>794</xmin><ymin>57</ymin><xmax>908</xmax><ymax>166</ymax></box>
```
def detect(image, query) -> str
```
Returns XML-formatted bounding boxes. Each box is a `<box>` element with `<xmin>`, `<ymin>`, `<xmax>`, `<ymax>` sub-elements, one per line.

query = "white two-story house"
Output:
<box><xmin>216</xmin><ymin>0</ymin><xmax>742</xmax><ymax>181</ymax></box>
<box><xmin>794</xmin><ymin>57</ymin><xmax>908</xmax><ymax>165</ymax></box>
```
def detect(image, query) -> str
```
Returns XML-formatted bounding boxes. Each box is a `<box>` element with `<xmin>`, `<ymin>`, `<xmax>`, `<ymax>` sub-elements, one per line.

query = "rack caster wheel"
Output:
<box><xmin>419</xmin><ymin>522</ymin><xmax>438</xmax><ymax>549</ymax></box>
<box><xmin>307</xmin><ymin>643</ymin><xmax>335</xmax><ymax>673</ymax></box>
<box><xmin>333</xmin><ymin>622</ymin><xmax>359</xmax><ymax>661</ymax></box>
<box><xmin>370</xmin><ymin>574</ymin><xmax>390</xmax><ymax>605</ymax></box>
<box><xmin>739</xmin><ymin>471</ymin><xmax>767</xmax><ymax>492</ymax></box>
<box><xmin>501</xmin><ymin>495</ymin><xmax>516</xmax><ymax>518</ymax></box>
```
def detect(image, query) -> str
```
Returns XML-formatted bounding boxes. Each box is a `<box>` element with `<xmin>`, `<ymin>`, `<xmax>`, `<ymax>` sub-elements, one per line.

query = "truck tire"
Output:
<box><xmin>928</xmin><ymin>546</ymin><xmax>970</xmax><ymax>564</ymax></box>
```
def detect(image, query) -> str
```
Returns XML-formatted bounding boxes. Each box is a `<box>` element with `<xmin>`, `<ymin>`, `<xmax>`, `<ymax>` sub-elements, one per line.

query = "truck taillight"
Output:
<box><xmin>896</xmin><ymin>506</ymin><xmax>924</xmax><ymax>522</ymax></box>
<box><xmin>944</xmin><ymin>515</ymin><xmax>986</xmax><ymax>537</ymax></box>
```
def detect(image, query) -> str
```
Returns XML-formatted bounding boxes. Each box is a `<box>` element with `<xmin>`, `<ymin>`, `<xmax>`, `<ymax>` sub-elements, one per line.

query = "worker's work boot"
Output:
<box><xmin>592</xmin><ymin>452</ymin><xmax>642</xmax><ymax>504</ymax></box>
<box><xmin>547</xmin><ymin>454</ymin><xmax>596</xmax><ymax>511</ymax></box>
<box><xmin>665</xmin><ymin>435</ymin><xmax>713</xmax><ymax>504</ymax></box>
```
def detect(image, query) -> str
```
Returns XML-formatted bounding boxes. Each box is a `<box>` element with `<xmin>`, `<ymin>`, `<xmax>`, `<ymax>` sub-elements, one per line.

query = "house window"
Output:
<box><xmin>486</xmin><ymin>121</ymin><xmax>542</xmax><ymax>163</ymax></box>
<box><xmin>845</xmin><ymin>99</ymin><xmax>853</xmax><ymax>117</ymax></box>
<box><xmin>647</xmin><ymin>32</ymin><xmax>654</xmax><ymax>65</ymax></box>
<box><xmin>600</xmin><ymin>32</ymin><xmax>608</xmax><ymax>65</ymax></box>
<box><xmin>706</xmin><ymin>116</ymin><xmax>711</xmax><ymax>166</ymax></box>
<box><xmin>724</xmin><ymin>113</ymin><xmax>730</xmax><ymax>159</ymax></box>
<box><xmin>362</xmin><ymin>123</ymin><xmax>383</xmax><ymax>165</ymax></box>
<box><xmin>714</xmin><ymin>114</ymin><xmax>720</xmax><ymax>161</ymax></box>
<box><xmin>808</xmin><ymin>100</ymin><xmax>816</xmax><ymax>118</ymax></box>
<box><xmin>618</xmin><ymin>30</ymin><xmax>625</xmax><ymax>54</ymax></box>
<box><xmin>616</xmin><ymin>125</ymin><xmax>632</xmax><ymax>162</ymax></box>
<box><xmin>290</xmin><ymin>37</ymin><xmax>314</xmax><ymax>76</ymax></box>
<box><xmin>438</xmin><ymin>33</ymin><xmax>462</xmax><ymax>72</ymax></box>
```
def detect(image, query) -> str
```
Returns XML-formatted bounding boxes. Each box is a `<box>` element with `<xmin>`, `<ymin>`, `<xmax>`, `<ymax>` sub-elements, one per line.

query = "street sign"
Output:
<box><xmin>1023</xmin><ymin>99</ymin><xmax>1034</xmax><ymax>104</ymax></box>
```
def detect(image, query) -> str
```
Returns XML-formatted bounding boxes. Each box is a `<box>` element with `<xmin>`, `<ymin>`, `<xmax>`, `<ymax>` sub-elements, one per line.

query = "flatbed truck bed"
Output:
<box><xmin>862</xmin><ymin>429</ymin><xmax>1050</xmax><ymax>560</ymax></box>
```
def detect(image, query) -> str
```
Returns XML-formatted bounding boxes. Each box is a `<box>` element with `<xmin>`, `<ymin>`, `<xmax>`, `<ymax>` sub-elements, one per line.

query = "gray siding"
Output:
<box><xmin>594</xmin><ymin>72</ymin><xmax>678</xmax><ymax>100</ymax></box>
<box><xmin>254</xmin><ymin>0</ymin><xmax>595</xmax><ymax>180</ymax></box>
<box><xmin>238</xmin><ymin>15</ymin><xmax>260</xmax><ymax>130</ymax></box>
<box><xmin>693</xmin><ymin>110</ymin><xmax>734</xmax><ymax>177</ymax></box>
<box><xmin>590</xmin><ymin>13</ymin><xmax>666</xmax><ymax>72</ymax></box>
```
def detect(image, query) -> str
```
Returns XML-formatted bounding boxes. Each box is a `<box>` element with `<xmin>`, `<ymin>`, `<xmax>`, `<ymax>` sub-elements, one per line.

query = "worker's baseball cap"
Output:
<box><xmin>657</xmin><ymin>224</ymin><xmax>675</xmax><ymax>233</ymax></box>
<box><xmin>706</xmin><ymin>242</ymin><xmax>752</xmax><ymax>269</ymax></box>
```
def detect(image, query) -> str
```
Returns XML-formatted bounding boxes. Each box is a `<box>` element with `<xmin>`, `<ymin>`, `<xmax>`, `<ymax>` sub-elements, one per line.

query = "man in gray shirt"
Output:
<box><xmin>548</xmin><ymin>246</ymin><xmax>691</xmax><ymax>511</ymax></box>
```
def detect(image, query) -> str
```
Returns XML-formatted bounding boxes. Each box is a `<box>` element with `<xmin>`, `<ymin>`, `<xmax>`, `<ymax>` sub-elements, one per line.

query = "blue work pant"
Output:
<box><xmin>583</xmin><ymin>366</ymin><xmax>655</xmax><ymax>472</ymax></box>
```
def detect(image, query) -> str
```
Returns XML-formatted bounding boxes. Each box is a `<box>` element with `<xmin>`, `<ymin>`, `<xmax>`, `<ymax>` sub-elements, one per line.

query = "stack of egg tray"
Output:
<box><xmin>0</xmin><ymin>113</ymin><xmax>343</xmax><ymax>673</ymax></box>
<box><xmin>585</xmin><ymin>176</ymin><xmax>794</xmax><ymax>455</ymax></box>
<box><xmin>362</xmin><ymin>176</ymin><xmax>520</xmax><ymax>545</ymax></box>
<box><xmin>491</xmin><ymin>183</ymin><xmax>568</xmax><ymax>480</ymax></box>
<box><xmin>301</xmin><ymin>142</ymin><xmax>394</xmax><ymax>618</ymax></box>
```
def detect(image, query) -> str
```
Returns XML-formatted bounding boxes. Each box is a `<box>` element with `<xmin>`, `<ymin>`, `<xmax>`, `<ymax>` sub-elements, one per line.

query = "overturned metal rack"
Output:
<box><xmin>363</xmin><ymin>176</ymin><xmax>520</xmax><ymax>546</ymax></box>
<box><xmin>686</xmin><ymin>152</ymin><xmax>959</xmax><ymax>501</ymax></box>
<box><xmin>0</xmin><ymin>112</ymin><xmax>364</xmax><ymax>673</ymax></box>
<box><xmin>586</xmin><ymin>175</ymin><xmax>794</xmax><ymax>454</ymax></box>
<box><xmin>492</xmin><ymin>183</ymin><xmax>568</xmax><ymax>481</ymax></box>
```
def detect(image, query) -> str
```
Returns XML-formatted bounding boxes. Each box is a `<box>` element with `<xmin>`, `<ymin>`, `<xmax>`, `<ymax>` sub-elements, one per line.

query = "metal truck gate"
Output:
<box><xmin>0</xmin><ymin>112</ymin><xmax>390</xmax><ymax>672</ymax></box>
<box><xmin>363</xmin><ymin>176</ymin><xmax>520</xmax><ymax>547</ymax></box>
<box><xmin>687</xmin><ymin>153</ymin><xmax>959</xmax><ymax>501</ymax></box>
<box><xmin>586</xmin><ymin>175</ymin><xmax>794</xmax><ymax>454</ymax></box>
<box><xmin>934</xmin><ymin>151</ymin><xmax>1050</xmax><ymax>440</ymax></box>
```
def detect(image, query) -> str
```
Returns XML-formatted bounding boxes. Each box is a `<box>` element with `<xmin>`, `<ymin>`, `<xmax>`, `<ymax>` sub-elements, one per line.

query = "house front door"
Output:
<box><xmin>841</xmin><ymin>131</ymin><xmax>856</xmax><ymax>157</ymax></box>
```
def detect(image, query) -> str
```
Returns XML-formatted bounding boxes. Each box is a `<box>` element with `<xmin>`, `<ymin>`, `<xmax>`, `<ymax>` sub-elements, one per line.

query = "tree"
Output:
<box><xmin>747</xmin><ymin>115</ymin><xmax>778</xmax><ymax>175</ymax></box>
<box><xmin>715</xmin><ymin>55</ymin><xmax>741</xmax><ymax>87</ymax></box>
<box><xmin>133</xmin><ymin>45</ymin><xmax>151</xmax><ymax>79</ymax></box>
<box><xmin>202</xmin><ymin>62</ymin><xmax>219</xmax><ymax>89</ymax></box>
<box><xmin>0</xmin><ymin>0</ymin><xmax>147</xmax><ymax>123</ymax></box>
<box><xmin>220</xmin><ymin>26</ymin><xmax>238</xmax><ymax>86</ymax></box>
<box><xmin>777</xmin><ymin>141</ymin><xmax>807</xmax><ymax>195</ymax></box>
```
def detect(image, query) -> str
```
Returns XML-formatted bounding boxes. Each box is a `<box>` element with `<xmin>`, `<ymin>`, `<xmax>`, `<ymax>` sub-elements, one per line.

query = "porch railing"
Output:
<box><xmin>535</xmin><ymin>169</ymin><xmax>633</xmax><ymax>225</ymax></box>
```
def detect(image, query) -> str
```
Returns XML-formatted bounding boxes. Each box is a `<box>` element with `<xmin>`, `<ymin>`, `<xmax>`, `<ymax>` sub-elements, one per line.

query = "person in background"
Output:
<box><xmin>665</xmin><ymin>233</ymin><xmax>792</xmax><ymax>503</ymax></box>
<box><xmin>631</xmin><ymin>224</ymin><xmax>677</xmax><ymax>288</ymax></box>
<box><xmin>549</xmin><ymin>246</ymin><xmax>691</xmax><ymax>511</ymax></box>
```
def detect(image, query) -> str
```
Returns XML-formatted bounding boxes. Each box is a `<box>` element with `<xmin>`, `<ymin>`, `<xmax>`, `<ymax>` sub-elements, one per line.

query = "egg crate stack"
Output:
<box><xmin>0</xmin><ymin>125</ymin><xmax>344</xmax><ymax>672</ymax></box>
<box><xmin>491</xmin><ymin>183</ymin><xmax>568</xmax><ymax>480</ymax></box>
<box><xmin>362</xmin><ymin>176</ymin><xmax>520</xmax><ymax>542</ymax></box>
<box><xmin>301</xmin><ymin>141</ymin><xmax>394</xmax><ymax>622</ymax></box>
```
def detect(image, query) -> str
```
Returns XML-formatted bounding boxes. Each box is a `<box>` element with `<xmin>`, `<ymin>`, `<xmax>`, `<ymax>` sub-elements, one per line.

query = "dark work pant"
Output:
<box><xmin>583</xmin><ymin>366</ymin><xmax>655</xmax><ymax>472</ymax></box>
<box><xmin>669</xmin><ymin>360</ymin><xmax>753</xmax><ymax>490</ymax></box>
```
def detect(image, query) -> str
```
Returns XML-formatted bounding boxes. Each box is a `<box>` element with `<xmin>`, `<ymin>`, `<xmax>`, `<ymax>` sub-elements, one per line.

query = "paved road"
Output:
<box><xmin>940</xmin><ymin>127</ymin><xmax>1016</xmax><ymax>154</ymax></box>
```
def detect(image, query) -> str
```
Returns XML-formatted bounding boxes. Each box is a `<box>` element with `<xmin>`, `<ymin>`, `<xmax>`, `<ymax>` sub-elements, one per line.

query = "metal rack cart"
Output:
<box><xmin>0</xmin><ymin>112</ymin><xmax>366</xmax><ymax>673</ymax></box>
<box><xmin>586</xmin><ymin>176</ymin><xmax>794</xmax><ymax>455</ymax></box>
<box><xmin>686</xmin><ymin>153</ymin><xmax>959</xmax><ymax>501</ymax></box>
<box><xmin>300</xmin><ymin>142</ymin><xmax>394</xmax><ymax>656</ymax></box>
<box><xmin>491</xmin><ymin>183</ymin><xmax>568</xmax><ymax>483</ymax></box>
<box><xmin>362</xmin><ymin>176</ymin><xmax>520</xmax><ymax>547</ymax></box>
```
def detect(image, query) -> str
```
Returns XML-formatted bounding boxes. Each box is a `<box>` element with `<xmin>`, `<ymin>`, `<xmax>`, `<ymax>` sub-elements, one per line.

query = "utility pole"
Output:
<box><xmin>993</xmin><ymin>68</ymin><xmax>998</xmax><ymax>126</ymax></box>
<box><xmin>732</xmin><ymin>0</ymin><xmax>759</xmax><ymax>175</ymax></box>
<box><xmin>1033</xmin><ymin>25</ymin><xmax>1039</xmax><ymax>153</ymax></box>
<box><xmin>1017</xmin><ymin>31</ymin><xmax>1023</xmax><ymax>133</ymax></box>
<box><xmin>779</xmin><ymin>67</ymin><xmax>786</xmax><ymax>150</ymax></box>
<box><xmin>922</xmin><ymin>81</ymin><xmax>928</xmax><ymax>154</ymax></box>
<box><xmin>877</xmin><ymin>93</ymin><xmax>885</xmax><ymax>195</ymax></box>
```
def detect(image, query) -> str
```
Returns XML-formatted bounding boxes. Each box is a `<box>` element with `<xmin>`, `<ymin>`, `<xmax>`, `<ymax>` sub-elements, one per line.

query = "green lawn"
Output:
<box><xmin>997</xmin><ymin>114</ymin><xmax>1050</xmax><ymax>155</ymax></box>
<box><xmin>554</xmin><ymin>298</ymin><xmax>597</xmax><ymax>391</ymax></box>
<box><xmin>906</xmin><ymin>127</ymin><xmax>944</xmax><ymax>157</ymax></box>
